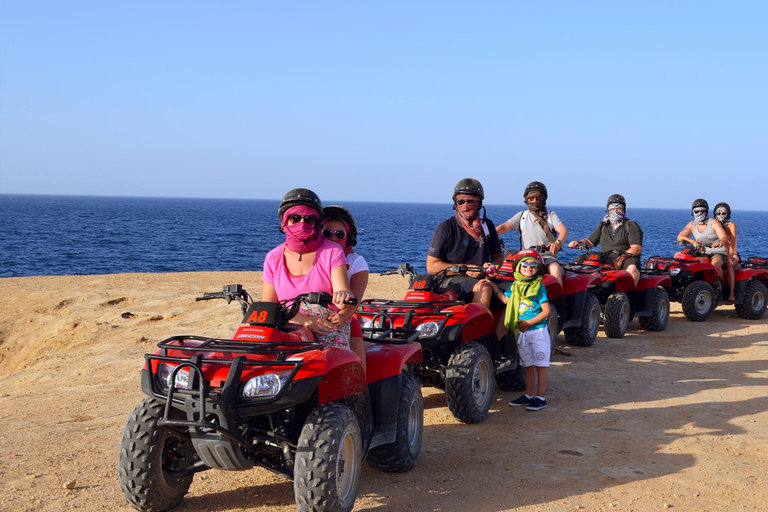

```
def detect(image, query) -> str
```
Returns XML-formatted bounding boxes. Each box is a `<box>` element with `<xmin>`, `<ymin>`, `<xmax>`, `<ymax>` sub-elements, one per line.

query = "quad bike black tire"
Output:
<box><xmin>603</xmin><ymin>292</ymin><xmax>631</xmax><ymax>338</ymax></box>
<box><xmin>547</xmin><ymin>306</ymin><xmax>560</xmax><ymax>348</ymax></box>
<box><xmin>117</xmin><ymin>398</ymin><xmax>196</xmax><ymax>512</ymax></box>
<box><xmin>495</xmin><ymin>364</ymin><xmax>526</xmax><ymax>391</ymax></box>
<box><xmin>295</xmin><ymin>402</ymin><xmax>363</xmax><ymax>512</ymax></box>
<box><xmin>564</xmin><ymin>292</ymin><xmax>600</xmax><ymax>347</ymax></box>
<box><xmin>711</xmin><ymin>280</ymin><xmax>723</xmax><ymax>308</ymax></box>
<box><xmin>366</xmin><ymin>373</ymin><xmax>423</xmax><ymax>472</ymax></box>
<box><xmin>681</xmin><ymin>280</ymin><xmax>716</xmax><ymax>322</ymax></box>
<box><xmin>638</xmin><ymin>287</ymin><xmax>671</xmax><ymax>331</ymax></box>
<box><xmin>735</xmin><ymin>279</ymin><xmax>768</xmax><ymax>320</ymax></box>
<box><xmin>445</xmin><ymin>341</ymin><xmax>494</xmax><ymax>424</ymax></box>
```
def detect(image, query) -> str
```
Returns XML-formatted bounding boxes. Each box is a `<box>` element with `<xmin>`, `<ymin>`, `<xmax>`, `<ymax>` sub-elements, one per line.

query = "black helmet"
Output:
<box><xmin>523</xmin><ymin>181</ymin><xmax>548</xmax><ymax>201</ymax></box>
<box><xmin>323</xmin><ymin>205</ymin><xmax>358</xmax><ymax>247</ymax></box>
<box><xmin>452</xmin><ymin>178</ymin><xmax>484</xmax><ymax>200</ymax></box>
<box><xmin>606</xmin><ymin>194</ymin><xmax>626</xmax><ymax>210</ymax></box>
<box><xmin>713</xmin><ymin>201</ymin><xmax>731</xmax><ymax>218</ymax></box>
<box><xmin>278</xmin><ymin>188</ymin><xmax>323</xmax><ymax>223</ymax></box>
<box><xmin>691</xmin><ymin>198</ymin><xmax>709</xmax><ymax>214</ymax></box>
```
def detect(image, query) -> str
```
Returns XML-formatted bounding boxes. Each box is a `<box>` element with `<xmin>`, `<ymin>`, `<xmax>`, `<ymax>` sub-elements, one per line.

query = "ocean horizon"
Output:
<box><xmin>2</xmin><ymin>193</ymin><xmax>766</xmax><ymax>278</ymax></box>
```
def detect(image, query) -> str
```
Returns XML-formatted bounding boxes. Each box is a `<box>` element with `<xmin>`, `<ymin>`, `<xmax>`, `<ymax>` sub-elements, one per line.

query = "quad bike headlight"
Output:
<box><xmin>415</xmin><ymin>321</ymin><xmax>440</xmax><ymax>338</ymax></box>
<box><xmin>669</xmin><ymin>268</ymin><xmax>681</xmax><ymax>276</ymax></box>
<box><xmin>157</xmin><ymin>363</ymin><xmax>190</xmax><ymax>390</ymax></box>
<box><xmin>242</xmin><ymin>371</ymin><xmax>292</xmax><ymax>399</ymax></box>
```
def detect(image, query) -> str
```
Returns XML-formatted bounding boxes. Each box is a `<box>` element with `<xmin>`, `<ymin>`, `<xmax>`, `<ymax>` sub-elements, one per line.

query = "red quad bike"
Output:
<box><xmin>648</xmin><ymin>245</ymin><xmax>768</xmax><ymax>320</ymax></box>
<box><xmin>117</xmin><ymin>285</ymin><xmax>424</xmax><ymax>512</ymax></box>
<box><xmin>644</xmin><ymin>243</ymin><xmax>766</xmax><ymax>321</ymax></box>
<box><xmin>563</xmin><ymin>245</ymin><xmax>672</xmax><ymax>338</ymax></box>
<box><xmin>356</xmin><ymin>263</ymin><xmax>559</xmax><ymax>424</ymax></box>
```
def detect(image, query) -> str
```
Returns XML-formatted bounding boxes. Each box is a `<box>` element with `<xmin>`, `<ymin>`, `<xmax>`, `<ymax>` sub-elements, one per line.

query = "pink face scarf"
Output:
<box><xmin>282</xmin><ymin>205</ymin><xmax>322</xmax><ymax>259</ymax></box>
<box><xmin>322</xmin><ymin>218</ymin><xmax>353</xmax><ymax>256</ymax></box>
<box><xmin>455</xmin><ymin>194</ymin><xmax>483</xmax><ymax>242</ymax></box>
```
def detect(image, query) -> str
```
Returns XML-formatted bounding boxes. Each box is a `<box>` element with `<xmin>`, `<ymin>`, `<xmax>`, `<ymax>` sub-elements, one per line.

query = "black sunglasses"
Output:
<box><xmin>520</xmin><ymin>261</ymin><xmax>540</xmax><ymax>268</ymax></box>
<box><xmin>456</xmin><ymin>199</ymin><xmax>479</xmax><ymax>205</ymax></box>
<box><xmin>287</xmin><ymin>214</ymin><xmax>318</xmax><ymax>225</ymax></box>
<box><xmin>322</xmin><ymin>229</ymin><xmax>346</xmax><ymax>239</ymax></box>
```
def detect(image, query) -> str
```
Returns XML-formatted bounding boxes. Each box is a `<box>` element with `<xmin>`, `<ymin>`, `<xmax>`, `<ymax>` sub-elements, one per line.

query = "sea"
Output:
<box><xmin>2</xmin><ymin>194</ymin><xmax>767</xmax><ymax>279</ymax></box>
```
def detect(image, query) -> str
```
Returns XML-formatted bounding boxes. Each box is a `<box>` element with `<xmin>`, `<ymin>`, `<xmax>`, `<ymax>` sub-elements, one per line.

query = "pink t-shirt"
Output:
<box><xmin>262</xmin><ymin>238</ymin><xmax>348</xmax><ymax>302</ymax></box>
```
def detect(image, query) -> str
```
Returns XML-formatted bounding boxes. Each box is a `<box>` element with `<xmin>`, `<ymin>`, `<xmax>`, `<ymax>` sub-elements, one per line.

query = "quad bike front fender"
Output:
<box><xmin>365</xmin><ymin>341</ymin><xmax>423</xmax><ymax>384</ymax></box>
<box><xmin>636</xmin><ymin>273</ymin><xmax>671</xmax><ymax>292</ymax></box>
<box><xmin>563</xmin><ymin>271</ymin><xmax>602</xmax><ymax>295</ymax></box>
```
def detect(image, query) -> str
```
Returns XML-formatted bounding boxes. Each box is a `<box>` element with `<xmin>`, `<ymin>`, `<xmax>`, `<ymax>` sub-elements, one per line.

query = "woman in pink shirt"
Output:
<box><xmin>261</xmin><ymin>188</ymin><xmax>366</xmax><ymax>369</ymax></box>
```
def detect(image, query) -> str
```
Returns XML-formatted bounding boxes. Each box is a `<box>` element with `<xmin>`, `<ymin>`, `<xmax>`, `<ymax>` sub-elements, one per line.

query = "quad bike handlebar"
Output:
<box><xmin>196</xmin><ymin>285</ymin><xmax>357</xmax><ymax>320</ymax></box>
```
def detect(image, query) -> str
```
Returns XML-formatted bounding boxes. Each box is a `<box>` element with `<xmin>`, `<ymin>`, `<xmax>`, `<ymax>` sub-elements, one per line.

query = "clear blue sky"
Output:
<box><xmin>1</xmin><ymin>1</ymin><xmax>766</xmax><ymax>209</ymax></box>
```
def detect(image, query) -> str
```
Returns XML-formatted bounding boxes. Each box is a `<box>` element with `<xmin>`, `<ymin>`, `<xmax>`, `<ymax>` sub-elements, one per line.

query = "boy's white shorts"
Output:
<box><xmin>518</xmin><ymin>327</ymin><xmax>551</xmax><ymax>367</ymax></box>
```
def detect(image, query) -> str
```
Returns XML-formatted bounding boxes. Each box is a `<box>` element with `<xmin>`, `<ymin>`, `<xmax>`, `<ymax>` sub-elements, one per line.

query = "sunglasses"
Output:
<box><xmin>287</xmin><ymin>214</ymin><xmax>318</xmax><ymax>225</ymax></box>
<box><xmin>456</xmin><ymin>199</ymin><xmax>479</xmax><ymax>205</ymax></box>
<box><xmin>692</xmin><ymin>208</ymin><xmax>707</xmax><ymax>214</ymax></box>
<box><xmin>322</xmin><ymin>229</ymin><xmax>346</xmax><ymax>239</ymax></box>
<box><xmin>715</xmin><ymin>209</ymin><xmax>728</xmax><ymax>215</ymax></box>
<box><xmin>526</xmin><ymin>195</ymin><xmax>544</xmax><ymax>201</ymax></box>
<box><xmin>520</xmin><ymin>261</ymin><xmax>540</xmax><ymax>269</ymax></box>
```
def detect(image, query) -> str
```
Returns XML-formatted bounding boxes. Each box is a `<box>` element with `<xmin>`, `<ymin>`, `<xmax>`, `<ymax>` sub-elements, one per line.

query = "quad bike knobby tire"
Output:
<box><xmin>495</xmin><ymin>364</ymin><xmax>526</xmax><ymax>392</ymax></box>
<box><xmin>366</xmin><ymin>372</ymin><xmax>423</xmax><ymax>472</ymax></box>
<box><xmin>638</xmin><ymin>287</ymin><xmax>671</xmax><ymax>331</ymax></box>
<box><xmin>445</xmin><ymin>341</ymin><xmax>494</xmax><ymax>424</ymax></box>
<box><xmin>564</xmin><ymin>292</ymin><xmax>600</xmax><ymax>347</ymax></box>
<box><xmin>295</xmin><ymin>402</ymin><xmax>363</xmax><ymax>512</ymax></box>
<box><xmin>681</xmin><ymin>280</ymin><xmax>716</xmax><ymax>322</ymax></box>
<box><xmin>118</xmin><ymin>398</ymin><xmax>196</xmax><ymax>512</ymax></box>
<box><xmin>547</xmin><ymin>306</ymin><xmax>560</xmax><ymax>348</ymax></box>
<box><xmin>603</xmin><ymin>292</ymin><xmax>631</xmax><ymax>338</ymax></box>
<box><xmin>735</xmin><ymin>279</ymin><xmax>768</xmax><ymax>320</ymax></box>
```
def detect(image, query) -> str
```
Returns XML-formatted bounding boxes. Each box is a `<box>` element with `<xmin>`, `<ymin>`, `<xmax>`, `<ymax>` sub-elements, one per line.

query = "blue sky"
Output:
<box><xmin>1</xmin><ymin>1</ymin><xmax>766</xmax><ymax>209</ymax></box>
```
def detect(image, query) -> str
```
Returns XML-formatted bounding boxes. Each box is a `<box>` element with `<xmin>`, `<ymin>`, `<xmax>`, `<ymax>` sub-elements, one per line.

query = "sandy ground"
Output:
<box><xmin>0</xmin><ymin>271</ymin><xmax>766</xmax><ymax>512</ymax></box>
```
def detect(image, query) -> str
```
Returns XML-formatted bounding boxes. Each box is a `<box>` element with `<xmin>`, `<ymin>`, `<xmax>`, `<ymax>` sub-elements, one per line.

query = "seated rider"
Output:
<box><xmin>496</xmin><ymin>181</ymin><xmax>568</xmax><ymax>286</ymax></box>
<box><xmin>427</xmin><ymin>178</ymin><xmax>504</xmax><ymax>308</ymax></box>
<box><xmin>261</xmin><ymin>188</ymin><xmax>367</xmax><ymax>369</ymax></box>
<box><xmin>322</xmin><ymin>205</ymin><xmax>368</xmax><ymax>370</ymax></box>
<box><xmin>677</xmin><ymin>198</ymin><xmax>728</xmax><ymax>282</ymax></box>
<box><xmin>568</xmin><ymin>193</ymin><xmax>643</xmax><ymax>286</ymax></box>
<box><xmin>714</xmin><ymin>202</ymin><xmax>740</xmax><ymax>301</ymax></box>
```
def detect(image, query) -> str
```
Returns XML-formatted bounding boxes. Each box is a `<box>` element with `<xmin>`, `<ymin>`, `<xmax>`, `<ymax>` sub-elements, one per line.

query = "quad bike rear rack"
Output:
<box><xmin>358</xmin><ymin>299</ymin><xmax>465</xmax><ymax>343</ymax></box>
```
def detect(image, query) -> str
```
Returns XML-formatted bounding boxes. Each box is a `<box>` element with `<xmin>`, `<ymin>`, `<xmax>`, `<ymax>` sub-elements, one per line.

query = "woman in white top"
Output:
<box><xmin>322</xmin><ymin>205</ymin><xmax>369</xmax><ymax>370</ymax></box>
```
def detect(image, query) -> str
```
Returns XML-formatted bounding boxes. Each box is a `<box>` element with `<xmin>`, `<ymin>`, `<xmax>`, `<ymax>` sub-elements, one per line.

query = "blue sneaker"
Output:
<box><xmin>509</xmin><ymin>394</ymin><xmax>533</xmax><ymax>407</ymax></box>
<box><xmin>526</xmin><ymin>397</ymin><xmax>548</xmax><ymax>411</ymax></box>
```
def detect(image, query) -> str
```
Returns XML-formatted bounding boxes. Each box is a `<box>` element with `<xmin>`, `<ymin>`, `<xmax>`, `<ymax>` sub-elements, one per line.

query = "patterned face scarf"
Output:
<box><xmin>503</xmin><ymin>257</ymin><xmax>543</xmax><ymax>340</ymax></box>
<box><xmin>604</xmin><ymin>203</ymin><xmax>625</xmax><ymax>231</ymax></box>
<box><xmin>455</xmin><ymin>194</ymin><xmax>483</xmax><ymax>242</ymax></box>
<box><xmin>693</xmin><ymin>208</ymin><xmax>708</xmax><ymax>225</ymax></box>
<box><xmin>282</xmin><ymin>206</ymin><xmax>322</xmax><ymax>260</ymax></box>
<box><xmin>715</xmin><ymin>209</ymin><xmax>729</xmax><ymax>227</ymax></box>
<box><xmin>525</xmin><ymin>193</ymin><xmax>550</xmax><ymax>231</ymax></box>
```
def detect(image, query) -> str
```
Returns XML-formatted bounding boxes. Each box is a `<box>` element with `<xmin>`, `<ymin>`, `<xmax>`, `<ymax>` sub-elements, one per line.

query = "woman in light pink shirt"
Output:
<box><xmin>261</xmin><ymin>188</ymin><xmax>366</xmax><ymax>369</ymax></box>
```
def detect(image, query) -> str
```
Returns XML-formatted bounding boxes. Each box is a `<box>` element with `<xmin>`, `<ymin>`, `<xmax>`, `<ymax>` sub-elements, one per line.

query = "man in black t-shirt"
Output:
<box><xmin>568</xmin><ymin>193</ymin><xmax>643</xmax><ymax>285</ymax></box>
<box><xmin>427</xmin><ymin>178</ymin><xmax>504</xmax><ymax>307</ymax></box>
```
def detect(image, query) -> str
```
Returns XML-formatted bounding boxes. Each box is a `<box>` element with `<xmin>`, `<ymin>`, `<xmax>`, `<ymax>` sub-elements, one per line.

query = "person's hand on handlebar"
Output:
<box><xmin>332</xmin><ymin>289</ymin><xmax>356</xmax><ymax>307</ymax></box>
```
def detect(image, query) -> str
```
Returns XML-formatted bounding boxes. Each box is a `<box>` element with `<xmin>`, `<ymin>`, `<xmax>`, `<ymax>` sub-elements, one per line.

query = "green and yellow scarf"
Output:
<box><xmin>503</xmin><ymin>257</ymin><xmax>543</xmax><ymax>340</ymax></box>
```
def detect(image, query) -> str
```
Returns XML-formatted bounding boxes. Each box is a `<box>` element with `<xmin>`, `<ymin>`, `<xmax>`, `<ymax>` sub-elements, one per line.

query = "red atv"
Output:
<box><xmin>659</xmin><ymin>247</ymin><xmax>768</xmax><ymax>320</ymax></box>
<box><xmin>564</xmin><ymin>246</ymin><xmax>672</xmax><ymax>337</ymax></box>
<box><xmin>499</xmin><ymin>250</ymin><xmax>604</xmax><ymax>348</ymax></box>
<box><xmin>357</xmin><ymin>264</ymin><xmax>554</xmax><ymax>424</ymax></box>
<box><xmin>118</xmin><ymin>286</ymin><xmax>424</xmax><ymax>512</ymax></box>
<box><xmin>645</xmin><ymin>243</ymin><xmax>730</xmax><ymax>322</ymax></box>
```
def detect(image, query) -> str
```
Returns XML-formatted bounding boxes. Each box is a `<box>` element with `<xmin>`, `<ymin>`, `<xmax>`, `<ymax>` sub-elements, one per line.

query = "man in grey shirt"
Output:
<box><xmin>496</xmin><ymin>181</ymin><xmax>569</xmax><ymax>285</ymax></box>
